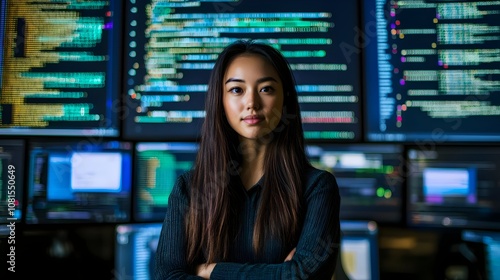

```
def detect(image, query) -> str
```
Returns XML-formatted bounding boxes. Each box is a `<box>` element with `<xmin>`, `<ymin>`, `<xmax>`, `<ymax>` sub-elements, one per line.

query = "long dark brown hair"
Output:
<box><xmin>186</xmin><ymin>39</ymin><xmax>311</xmax><ymax>264</ymax></box>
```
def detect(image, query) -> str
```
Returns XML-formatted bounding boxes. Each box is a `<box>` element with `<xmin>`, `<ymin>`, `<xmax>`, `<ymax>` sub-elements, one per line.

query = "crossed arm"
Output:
<box><xmin>154</xmin><ymin>171</ymin><xmax>341</xmax><ymax>280</ymax></box>
<box><xmin>195</xmin><ymin>247</ymin><xmax>297</xmax><ymax>278</ymax></box>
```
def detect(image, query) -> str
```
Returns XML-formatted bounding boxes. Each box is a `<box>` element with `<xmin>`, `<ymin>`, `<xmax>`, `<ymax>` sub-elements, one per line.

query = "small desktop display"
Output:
<box><xmin>25</xmin><ymin>140</ymin><xmax>132</xmax><ymax>224</ymax></box>
<box><xmin>333</xmin><ymin>220</ymin><xmax>380</xmax><ymax>280</ymax></box>
<box><xmin>306</xmin><ymin>144</ymin><xmax>404</xmax><ymax>223</ymax></box>
<box><xmin>115</xmin><ymin>223</ymin><xmax>162</xmax><ymax>280</ymax></box>
<box><xmin>407</xmin><ymin>145</ymin><xmax>500</xmax><ymax>230</ymax></box>
<box><xmin>134</xmin><ymin>142</ymin><xmax>198</xmax><ymax>222</ymax></box>
<box><xmin>0</xmin><ymin>139</ymin><xmax>24</xmax><ymax>225</ymax></box>
<box><xmin>462</xmin><ymin>230</ymin><xmax>500</xmax><ymax>280</ymax></box>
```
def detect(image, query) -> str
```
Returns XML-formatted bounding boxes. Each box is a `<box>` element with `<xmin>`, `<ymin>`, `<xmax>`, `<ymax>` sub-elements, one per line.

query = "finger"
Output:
<box><xmin>284</xmin><ymin>247</ymin><xmax>296</xmax><ymax>261</ymax></box>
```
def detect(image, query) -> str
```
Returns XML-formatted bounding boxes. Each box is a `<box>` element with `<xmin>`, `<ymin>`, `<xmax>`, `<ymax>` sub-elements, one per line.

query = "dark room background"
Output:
<box><xmin>1</xmin><ymin>0</ymin><xmax>500</xmax><ymax>279</ymax></box>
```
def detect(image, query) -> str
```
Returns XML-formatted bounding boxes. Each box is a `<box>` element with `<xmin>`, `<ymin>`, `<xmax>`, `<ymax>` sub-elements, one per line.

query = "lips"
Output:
<box><xmin>242</xmin><ymin>115</ymin><xmax>263</xmax><ymax>124</ymax></box>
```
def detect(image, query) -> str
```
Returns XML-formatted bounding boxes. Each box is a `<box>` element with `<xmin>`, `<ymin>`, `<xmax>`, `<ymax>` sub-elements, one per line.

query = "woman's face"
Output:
<box><xmin>223</xmin><ymin>54</ymin><xmax>284</xmax><ymax>141</ymax></box>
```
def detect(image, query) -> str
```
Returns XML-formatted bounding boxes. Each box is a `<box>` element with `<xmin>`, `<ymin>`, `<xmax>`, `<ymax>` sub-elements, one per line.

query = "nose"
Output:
<box><xmin>245</xmin><ymin>89</ymin><xmax>260</xmax><ymax>110</ymax></box>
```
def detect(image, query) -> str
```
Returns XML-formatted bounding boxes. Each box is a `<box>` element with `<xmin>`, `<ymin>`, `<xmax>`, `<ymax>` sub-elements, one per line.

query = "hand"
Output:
<box><xmin>284</xmin><ymin>247</ymin><xmax>296</xmax><ymax>262</ymax></box>
<box><xmin>196</xmin><ymin>263</ymin><xmax>216</xmax><ymax>279</ymax></box>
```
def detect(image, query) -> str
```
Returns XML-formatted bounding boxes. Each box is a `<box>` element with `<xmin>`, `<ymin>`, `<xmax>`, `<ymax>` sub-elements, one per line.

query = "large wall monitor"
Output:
<box><xmin>123</xmin><ymin>0</ymin><xmax>362</xmax><ymax>141</ymax></box>
<box><xmin>0</xmin><ymin>0</ymin><xmax>122</xmax><ymax>136</ymax></box>
<box><xmin>363</xmin><ymin>0</ymin><xmax>500</xmax><ymax>142</ymax></box>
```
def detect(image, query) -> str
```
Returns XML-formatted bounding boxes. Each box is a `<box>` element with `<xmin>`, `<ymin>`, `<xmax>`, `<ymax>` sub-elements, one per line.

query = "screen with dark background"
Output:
<box><xmin>0</xmin><ymin>0</ymin><xmax>122</xmax><ymax>136</ymax></box>
<box><xmin>364</xmin><ymin>0</ymin><xmax>500</xmax><ymax>142</ymax></box>
<box><xmin>122</xmin><ymin>0</ymin><xmax>362</xmax><ymax>141</ymax></box>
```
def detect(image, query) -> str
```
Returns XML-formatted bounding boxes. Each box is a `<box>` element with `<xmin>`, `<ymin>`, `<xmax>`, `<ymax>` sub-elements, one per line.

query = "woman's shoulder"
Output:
<box><xmin>304</xmin><ymin>165</ymin><xmax>335</xmax><ymax>181</ymax></box>
<box><xmin>178</xmin><ymin>169</ymin><xmax>194</xmax><ymax>183</ymax></box>
<box><xmin>171</xmin><ymin>169</ymin><xmax>194</xmax><ymax>197</ymax></box>
<box><xmin>303</xmin><ymin>165</ymin><xmax>339</xmax><ymax>194</ymax></box>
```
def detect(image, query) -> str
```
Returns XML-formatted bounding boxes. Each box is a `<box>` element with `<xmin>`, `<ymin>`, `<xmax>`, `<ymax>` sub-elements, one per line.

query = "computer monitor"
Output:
<box><xmin>333</xmin><ymin>220</ymin><xmax>380</xmax><ymax>280</ymax></box>
<box><xmin>363</xmin><ymin>0</ymin><xmax>500</xmax><ymax>142</ymax></box>
<box><xmin>133</xmin><ymin>142</ymin><xmax>198</xmax><ymax>222</ymax></box>
<box><xmin>115</xmin><ymin>223</ymin><xmax>162</xmax><ymax>280</ymax></box>
<box><xmin>407</xmin><ymin>145</ymin><xmax>500</xmax><ymax>230</ymax></box>
<box><xmin>122</xmin><ymin>0</ymin><xmax>362</xmax><ymax>141</ymax></box>
<box><xmin>25</xmin><ymin>140</ymin><xmax>133</xmax><ymax>224</ymax></box>
<box><xmin>0</xmin><ymin>0</ymin><xmax>122</xmax><ymax>136</ymax></box>
<box><xmin>306</xmin><ymin>144</ymin><xmax>404</xmax><ymax>223</ymax></box>
<box><xmin>462</xmin><ymin>229</ymin><xmax>500</xmax><ymax>280</ymax></box>
<box><xmin>0</xmin><ymin>139</ymin><xmax>24</xmax><ymax>224</ymax></box>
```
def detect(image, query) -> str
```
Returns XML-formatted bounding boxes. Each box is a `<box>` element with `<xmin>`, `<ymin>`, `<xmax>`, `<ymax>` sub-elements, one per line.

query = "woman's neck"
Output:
<box><xmin>239</xmin><ymin>139</ymin><xmax>267</xmax><ymax>190</ymax></box>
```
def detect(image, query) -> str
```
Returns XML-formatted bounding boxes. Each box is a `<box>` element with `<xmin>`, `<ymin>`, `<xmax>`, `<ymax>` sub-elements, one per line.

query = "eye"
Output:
<box><xmin>228</xmin><ymin>87</ymin><xmax>243</xmax><ymax>94</ymax></box>
<box><xmin>260</xmin><ymin>86</ymin><xmax>274</xmax><ymax>93</ymax></box>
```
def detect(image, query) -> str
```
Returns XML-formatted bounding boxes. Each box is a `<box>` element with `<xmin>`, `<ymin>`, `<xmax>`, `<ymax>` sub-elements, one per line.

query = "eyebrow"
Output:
<box><xmin>225</xmin><ymin>76</ymin><xmax>278</xmax><ymax>84</ymax></box>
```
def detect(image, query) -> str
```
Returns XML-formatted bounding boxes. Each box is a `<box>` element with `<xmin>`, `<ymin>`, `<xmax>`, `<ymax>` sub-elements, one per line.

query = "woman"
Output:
<box><xmin>154</xmin><ymin>39</ymin><xmax>341</xmax><ymax>279</ymax></box>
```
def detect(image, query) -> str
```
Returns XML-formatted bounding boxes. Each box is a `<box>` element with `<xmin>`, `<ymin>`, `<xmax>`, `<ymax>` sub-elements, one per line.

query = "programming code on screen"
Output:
<box><xmin>407</xmin><ymin>145</ymin><xmax>500</xmax><ymax>230</ymax></box>
<box><xmin>0</xmin><ymin>0</ymin><xmax>122</xmax><ymax>136</ymax></box>
<box><xmin>123</xmin><ymin>0</ymin><xmax>362</xmax><ymax>141</ymax></box>
<box><xmin>306</xmin><ymin>144</ymin><xmax>404</xmax><ymax>223</ymax></box>
<box><xmin>364</xmin><ymin>0</ymin><xmax>500</xmax><ymax>142</ymax></box>
<box><xmin>25</xmin><ymin>140</ymin><xmax>132</xmax><ymax>224</ymax></box>
<box><xmin>134</xmin><ymin>142</ymin><xmax>198</xmax><ymax>222</ymax></box>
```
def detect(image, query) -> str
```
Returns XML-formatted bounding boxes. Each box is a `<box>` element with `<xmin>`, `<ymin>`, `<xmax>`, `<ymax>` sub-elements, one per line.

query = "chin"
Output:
<box><xmin>243</xmin><ymin>132</ymin><xmax>274</xmax><ymax>141</ymax></box>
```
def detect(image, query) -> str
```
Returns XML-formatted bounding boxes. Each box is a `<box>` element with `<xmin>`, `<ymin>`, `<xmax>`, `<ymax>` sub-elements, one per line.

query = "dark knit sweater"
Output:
<box><xmin>154</xmin><ymin>165</ymin><xmax>341</xmax><ymax>279</ymax></box>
